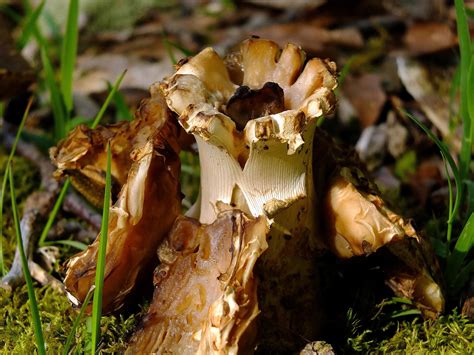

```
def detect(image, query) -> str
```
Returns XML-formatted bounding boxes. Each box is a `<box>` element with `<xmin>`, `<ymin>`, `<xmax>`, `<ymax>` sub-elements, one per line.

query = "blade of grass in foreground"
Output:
<box><xmin>60</xmin><ymin>0</ymin><xmax>79</xmax><ymax>114</ymax></box>
<box><xmin>8</xmin><ymin>165</ymin><xmax>46</xmax><ymax>355</ymax></box>
<box><xmin>91</xmin><ymin>142</ymin><xmax>112</xmax><ymax>352</ymax></box>
<box><xmin>63</xmin><ymin>285</ymin><xmax>95</xmax><ymax>355</ymax></box>
<box><xmin>0</xmin><ymin>98</ymin><xmax>33</xmax><ymax>276</ymax></box>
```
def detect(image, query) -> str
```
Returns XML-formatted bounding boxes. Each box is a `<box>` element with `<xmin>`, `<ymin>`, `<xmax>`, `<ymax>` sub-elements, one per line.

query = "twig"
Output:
<box><xmin>64</xmin><ymin>191</ymin><xmax>102</xmax><ymax>231</ymax></box>
<box><xmin>28</xmin><ymin>260</ymin><xmax>65</xmax><ymax>293</ymax></box>
<box><xmin>1</xmin><ymin>124</ymin><xmax>60</xmax><ymax>290</ymax></box>
<box><xmin>1</xmin><ymin>190</ymin><xmax>59</xmax><ymax>290</ymax></box>
<box><xmin>46</xmin><ymin>219</ymin><xmax>97</xmax><ymax>243</ymax></box>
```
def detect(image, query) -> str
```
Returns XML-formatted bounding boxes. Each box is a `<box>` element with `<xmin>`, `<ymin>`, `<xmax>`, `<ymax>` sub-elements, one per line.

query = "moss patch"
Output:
<box><xmin>0</xmin><ymin>285</ymin><xmax>139</xmax><ymax>354</ymax></box>
<box><xmin>346</xmin><ymin>310</ymin><xmax>474</xmax><ymax>354</ymax></box>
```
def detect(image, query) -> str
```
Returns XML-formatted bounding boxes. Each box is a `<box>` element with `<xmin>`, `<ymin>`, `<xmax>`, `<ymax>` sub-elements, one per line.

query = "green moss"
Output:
<box><xmin>346</xmin><ymin>310</ymin><xmax>474</xmax><ymax>354</ymax></box>
<box><xmin>0</xmin><ymin>285</ymin><xmax>139</xmax><ymax>354</ymax></box>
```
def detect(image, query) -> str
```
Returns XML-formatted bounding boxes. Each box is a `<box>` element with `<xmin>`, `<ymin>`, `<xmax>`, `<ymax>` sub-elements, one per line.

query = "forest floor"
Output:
<box><xmin>1</xmin><ymin>0</ymin><xmax>474</xmax><ymax>353</ymax></box>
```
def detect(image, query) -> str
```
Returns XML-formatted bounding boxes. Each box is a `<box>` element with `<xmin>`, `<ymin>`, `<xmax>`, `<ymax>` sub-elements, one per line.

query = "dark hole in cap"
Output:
<box><xmin>226</xmin><ymin>82</ymin><xmax>285</xmax><ymax>130</ymax></box>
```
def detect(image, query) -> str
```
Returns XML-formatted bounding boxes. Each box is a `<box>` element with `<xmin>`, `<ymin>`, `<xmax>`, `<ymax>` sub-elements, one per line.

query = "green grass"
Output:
<box><xmin>91</xmin><ymin>70</ymin><xmax>127</xmax><ymax>129</ymax></box>
<box><xmin>60</xmin><ymin>0</ymin><xmax>79</xmax><ymax>115</ymax></box>
<box><xmin>162</xmin><ymin>36</ymin><xmax>194</xmax><ymax>65</ymax></box>
<box><xmin>37</xmin><ymin>179</ymin><xmax>71</xmax><ymax>247</ymax></box>
<box><xmin>446</xmin><ymin>213</ymin><xmax>474</xmax><ymax>292</ymax></box>
<box><xmin>41</xmin><ymin>46</ymin><xmax>67</xmax><ymax>140</ymax></box>
<box><xmin>8</xmin><ymin>166</ymin><xmax>46</xmax><ymax>355</ymax></box>
<box><xmin>0</xmin><ymin>98</ymin><xmax>32</xmax><ymax>276</ymax></box>
<box><xmin>17</xmin><ymin>0</ymin><xmax>45</xmax><ymax>48</ymax></box>
<box><xmin>402</xmin><ymin>0</ymin><xmax>474</xmax><ymax>296</ymax></box>
<box><xmin>63</xmin><ymin>285</ymin><xmax>95</xmax><ymax>355</ymax></box>
<box><xmin>455</xmin><ymin>0</ymin><xmax>473</xmax><ymax>189</ymax></box>
<box><xmin>108</xmin><ymin>82</ymin><xmax>133</xmax><ymax>122</ymax></box>
<box><xmin>91</xmin><ymin>142</ymin><xmax>112</xmax><ymax>352</ymax></box>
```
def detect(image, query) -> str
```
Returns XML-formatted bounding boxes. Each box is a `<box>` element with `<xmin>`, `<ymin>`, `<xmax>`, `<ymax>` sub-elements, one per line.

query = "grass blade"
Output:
<box><xmin>66</xmin><ymin>116</ymin><xmax>93</xmax><ymax>131</ymax></box>
<box><xmin>41</xmin><ymin>47</ymin><xmax>67</xmax><ymax>140</ymax></box>
<box><xmin>60</xmin><ymin>0</ymin><xmax>79</xmax><ymax>114</ymax></box>
<box><xmin>466</xmin><ymin>180</ymin><xmax>474</xmax><ymax>216</ymax></box>
<box><xmin>0</xmin><ymin>98</ymin><xmax>33</xmax><ymax>276</ymax></box>
<box><xmin>453</xmin><ymin>260</ymin><xmax>474</xmax><ymax>293</ymax></box>
<box><xmin>38</xmin><ymin>178</ymin><xmax>71</xmax><ymax>246</ymax></box>
<box><xmin>107</xmin><ymin>82</ymin><xmax>133</xmax><ymax>121</ymax></box>
<box><xmin>465</xmin><ymin>56</ymin><xmax>474</xmax><ymax>164</ymax></box>
<box><xmin>8</xmin><ymin>166</ymin><xmax>46</xmax><ymax>355</ymax></box>
<box><xmin>63</xmin><ymin>285</ymin><xmax>95</xmax><ymax>355</ymax></box>
<box><xmin>91</xmin><ymin>142</ymin><xmax>112</xmax><ymax>352</ymax></box>
<box><xmin>446</xmin><ymin>213</ymin><xmax>474</xmax><ymax>286</ymax></box>
<box><xmin>448</xmin><ymin>65</ymin><xmax>461</xmax><ymax>130</ymax></box>
<box><xmin>18</xmin><ymin>0</ymin><xmax>45</xmax><ymax>48</ymax></box>
<box><xmin>390</xmin><ymin>309</ymin><xmax>422</xmax><ymax>319</ymax></box>
<box><xmin>455</xmin><ymin>0</ymin><xmax>473</xmax><ymax>186</ymax></box>
<box><xmin>91</xmin><ymin>70</ymin><xmax>127</xmax><ymax>129</ymax></box>
<box><xmin>43</xmin><ymin>239</ymin><xmax>87</xmax><ymax>251</ymax></box>
<box><xmin>406</xmin><ymin>112</ymin><xmax>462</xmax><ymax>244</ymax></box>
<box><xmin>162</xmin><ymin>36</ymin><xmax>193</xmax><ymax>65</ymax></box>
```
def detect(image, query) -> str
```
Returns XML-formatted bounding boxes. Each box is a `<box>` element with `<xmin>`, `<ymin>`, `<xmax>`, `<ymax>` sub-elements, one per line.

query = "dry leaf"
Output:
<box><xmin>404</xmin><ymin>22</ymin><xmax>457</xmax><ymax>55</ymax></box>
<box><xmin>343</xmin><ymin>73</ymin><xmax>387</xmax><ymax>127</ymax></box>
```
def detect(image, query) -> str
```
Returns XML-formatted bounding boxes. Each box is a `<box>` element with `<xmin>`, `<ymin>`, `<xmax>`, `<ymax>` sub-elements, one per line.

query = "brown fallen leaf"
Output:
<box><xmin>251</xmin><ymin>23</ymin><xmax>364</xmax><ymax>56</ymax></box>
<box><xmin>396</xmin><ymin>56</ymin><xmax>461</xmax><ymax>151</ymax></box>
<box><xmin>127</xmin><ymin>211</ymin><xmax>269</xmax><ymax>354</ymax></box>
<box><xmin>244</xmin><ymin>0</ymin><xmax>326</xmax><ymax>9</ymax></box>
<box><xmin>342</xmin><ymin>73</ymin><xmax>387</xmax><ymax>127</ymax></box>
<box><xmin>73</xmin><ymin>54</ymin><xmax>173</xmax><ymax>94</ymax></box>
<box><xmin>404</xmin><ymin>22</ymin><xmax>457</xmax><ymax>55</ymax></box>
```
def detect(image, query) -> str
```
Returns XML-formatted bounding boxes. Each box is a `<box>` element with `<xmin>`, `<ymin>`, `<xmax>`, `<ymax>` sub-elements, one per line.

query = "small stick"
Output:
<box><xmin>64</xmin><ymin>191</ymin><xmax>102</xmax><ymax>231</ymax></box>
<box><xmin>28</xmin><ymin>260</ymin><xmax>65</xmax><ymax>293</ymax></box>
<box><xmin>1</xmin><ymin>190</ymin><xmax>58</xmax><ymax>290</ymax></box>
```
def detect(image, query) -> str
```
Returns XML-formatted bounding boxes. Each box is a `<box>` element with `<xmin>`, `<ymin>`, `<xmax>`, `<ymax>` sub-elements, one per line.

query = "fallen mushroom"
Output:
<box><xmin>53</xmin><ymin>38</ymin><xmax>445</xmax><ymax>352</ymax></box>
<box><xmin>50</xmin><ymin>88</ymin><xmax>172</xmax><ymax>207</ymax></box>
<box><xmin>56</xmin><ymin>90</ymin><xmax>183</xmax><ymax>312</ymax></box>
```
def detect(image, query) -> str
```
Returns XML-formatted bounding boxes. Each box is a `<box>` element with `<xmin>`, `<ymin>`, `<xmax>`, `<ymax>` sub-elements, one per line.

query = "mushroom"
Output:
<box><xmin>158</xmin><ymin>38</ymin><xmax>443</xmax><ymax>349</ymax></box>
<box><xmin>51</xmin><ymin>38</ymin><xmax>444</xmax><ymax>352</ymax></box>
